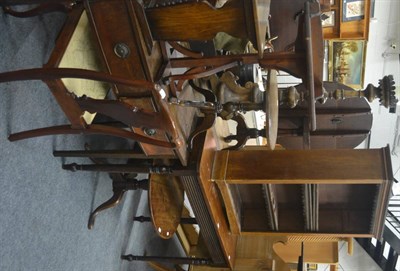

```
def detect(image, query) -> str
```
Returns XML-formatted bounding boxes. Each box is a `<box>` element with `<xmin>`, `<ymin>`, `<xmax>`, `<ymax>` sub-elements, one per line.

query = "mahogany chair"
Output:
<box><xmin>0</xmin><ymin>2</ymin><xmax>179</xmax><ymax>148</ymax></box>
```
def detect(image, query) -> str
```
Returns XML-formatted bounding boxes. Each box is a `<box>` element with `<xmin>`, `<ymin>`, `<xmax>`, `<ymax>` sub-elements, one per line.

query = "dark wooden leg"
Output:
<box><xmin>121</xmin><ymin>255</ymin><xmax>211</xmax><ymax>265</ymax></box>
<box><xmin>63</xmin><ymin>163</ymin><xmax>154</xmax><ymax>174</ymax></box>
<box><xmin>53</xmin><ymin>149</ymin><xmax>175</xmax><ymax>159</ymax></box>
<box><xmin>223</xmin><ymin>114</ymin><xmax>266</xmax><ymax>150</ymax></box>
<box><xmin>88</xmin><ymin>175</ymin><xmax>149</xmax><ymax>229</ymax></box>
<box><xmin>88</xmin><ymin>188</ymin><xmax>125</xmax><ymax>229</ymax></box>
<box><xmin>2</xmin><ymin>1</ymin><xmax>75</xmax><ymax>17</ymax></box>
<box><xmin>62</xmin><ymin>163</ymin><xmax>194</xmax><ymax>175</ymax></box>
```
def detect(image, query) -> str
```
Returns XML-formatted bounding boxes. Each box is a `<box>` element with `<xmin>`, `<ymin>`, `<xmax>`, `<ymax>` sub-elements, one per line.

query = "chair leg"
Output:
<box><xmin>8</xmin><ymin>124</ymin><xmax>175</xmax><ymax>148</ymax></box>
<box><xmin>2</xmin><ymin>1</ymin><xmax>75</xmax><ymax>17</ymax></box>
<box><xmin>61</xmin><ymin>162</ymin><xmax>193</xmax><ymax>175</ymax></box>
<box><xmin>53</xmin><ymin>149</ymin><xmax>175</xmax><ymax>159</ymax></box>
<box><xmin>223</xmin><ymin>114</ymin><xmax>266</xmax><ymax>150</ymax></box>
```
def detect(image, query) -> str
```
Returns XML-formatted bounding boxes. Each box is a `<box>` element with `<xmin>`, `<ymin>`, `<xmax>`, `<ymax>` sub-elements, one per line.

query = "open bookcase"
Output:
<box><xmin>240</xmin><ymin>183</ymin><xmax>381</xmax><ymax>234</ymax></box>
<box><xmin>213</xmin><ymin>146</ymin><xmax>393</xmax><ymax>238</ymax></box>
<box><xmin>322</xmin><ymin>0</ymin><xmax>371</xmax><ymax>40</ymax></box>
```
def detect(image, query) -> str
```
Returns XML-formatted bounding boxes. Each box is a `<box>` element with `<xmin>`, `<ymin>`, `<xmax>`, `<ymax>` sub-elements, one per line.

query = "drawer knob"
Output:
<box><xmin>114</xmin><ymin>43</ymin><xmax>130</xmax><ymax>59</ymax></box>
<box><xmin>331</xmin><ymin>117</ymin><xmax>343</xmax><ymax>125</ymax></box>
<box><xmin>143</xmin><ymin>127</ymin><xmax>157</xmax><ymax>136</ymax></box>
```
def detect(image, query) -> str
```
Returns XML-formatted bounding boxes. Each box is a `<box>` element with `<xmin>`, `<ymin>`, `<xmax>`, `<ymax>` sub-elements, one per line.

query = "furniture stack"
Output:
<box><xmin>0</xmin><ymin>0</ymin><xmax>395</xmax><ymax>271</ymax></box>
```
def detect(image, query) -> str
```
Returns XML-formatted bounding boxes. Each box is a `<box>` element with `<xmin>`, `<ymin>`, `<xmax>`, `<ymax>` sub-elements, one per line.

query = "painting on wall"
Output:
<box><xmin>342</xmin><ymin>0</ymin><xmax>365</xmax><ymax>21</ymax></box>
<box><xmin>328</xmin><ymin>40</ymin><xmax>365</xmax><ymax>88</ymax></box>
<box><xmin>322</xmin><ymin>11</ymin><xmax>335</xmax><ymax>27</ymax></box>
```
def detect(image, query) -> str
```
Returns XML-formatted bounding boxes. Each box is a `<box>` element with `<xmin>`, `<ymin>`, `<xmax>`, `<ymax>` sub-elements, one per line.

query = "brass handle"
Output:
<box><xmin>114</xmin><ymin>43</ymin><xmax>130</xmax><ymax>59</ymax></box>
<box><xmin>331</xmin><ymin>117</ymin><xmax>343</xmax><ymax>125</ymax></box>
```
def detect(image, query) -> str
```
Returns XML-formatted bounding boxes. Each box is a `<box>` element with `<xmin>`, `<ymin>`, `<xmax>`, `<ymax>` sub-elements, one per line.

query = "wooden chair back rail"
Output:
<box><xmin>0</xmin><ymin>68</ymin><xmax>157</xmax><ymax>90</ymax></box>
<box><xmin>0</xmin><ymin>0</ymin><xmax>68</xmax><ymax>5</ymax></box>
<box><xmin>165</xmin><ymin>61</ymin><xmax>239</xmax><ymax>94</ymax></box>
<box><xmin>8</xmin><ymin>124</ymin><xmax>175</xmax><ymax>148</ymax></box>
<box><xmin>168</xmin><ymin>41</ymin><xmax>204</xmax><ymax>59</ymax></box>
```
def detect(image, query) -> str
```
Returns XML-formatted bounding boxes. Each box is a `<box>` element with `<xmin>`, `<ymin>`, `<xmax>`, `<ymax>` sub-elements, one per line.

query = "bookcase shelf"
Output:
<box><xmin>213</xmin><ymin>146</ymin><xmax>393</xmax><ymax>238</ymax></box>
<box><xmin>322</xmin><ymin>0</ymin><xmax>370</xmax><ymax>40</ymax></box>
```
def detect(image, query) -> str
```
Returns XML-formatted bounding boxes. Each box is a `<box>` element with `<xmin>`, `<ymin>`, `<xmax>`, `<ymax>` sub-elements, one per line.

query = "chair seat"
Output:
<box><xmin>58</xmin><ymin>11</ymin><xmax>109</xmax><ymax>124</ymax></box>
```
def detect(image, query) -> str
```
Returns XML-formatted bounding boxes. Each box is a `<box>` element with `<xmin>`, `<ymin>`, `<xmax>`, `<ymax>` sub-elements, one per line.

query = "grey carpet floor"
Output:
<box><xmin>0</xmin><ymin>6</ymin><xmax>183</xmax><ymax>271</ymax></box>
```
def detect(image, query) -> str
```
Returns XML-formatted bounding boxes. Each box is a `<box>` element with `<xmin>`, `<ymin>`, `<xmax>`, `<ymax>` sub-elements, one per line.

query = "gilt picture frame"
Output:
<box><xmin>342</xmin><ymin>0</ymin><xmax>365</xmax><ymax>21</ymax></box>
<box><xmin>322</xmin><ymin>11</ymin><xmax>335</xmax><ymax>27</ymax></box>
<box><xmin>328</xmin><ymin>40</ymin><xmax>365</xmax><ymax>89</ymax></box>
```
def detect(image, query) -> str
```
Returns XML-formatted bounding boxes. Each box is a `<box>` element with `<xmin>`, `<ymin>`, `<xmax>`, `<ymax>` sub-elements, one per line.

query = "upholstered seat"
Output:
<box><xmin>56</xmin><ymin>10</ymin><xmax>109</xmax><ymax>124</ymax></box>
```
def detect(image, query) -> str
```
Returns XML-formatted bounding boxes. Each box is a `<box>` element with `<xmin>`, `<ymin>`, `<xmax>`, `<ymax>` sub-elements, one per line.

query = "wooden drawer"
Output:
<box><xmin>122</xmin><ymin>97</ymin><xmax>178</xmax><ymax>158</ymax></box>
<box><xmin>85</xmin><ymin>0</ymin><xmax>176</xmax><ymax>158</ymax></box>
<box><xmin>85</xmin><ymin>0</ymin><xmax>163</xmax><ymax>97</ymax></box>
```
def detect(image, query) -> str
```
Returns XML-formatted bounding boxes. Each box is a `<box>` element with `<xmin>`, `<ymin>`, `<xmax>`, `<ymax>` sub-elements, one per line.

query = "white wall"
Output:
<box><xmin>363</xmin><ymin>0</ymin><xmax>400</xmax><ymax>191</ymax></box>
<box><xmin>316</xmin><ymin>241</ymin><xmax>383</xmax><ymax>271</ymax></box>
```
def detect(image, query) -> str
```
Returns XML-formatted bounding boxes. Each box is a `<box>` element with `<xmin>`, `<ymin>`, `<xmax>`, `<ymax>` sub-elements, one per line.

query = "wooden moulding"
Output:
<box><xmin>212</xmin><ymin>151</ymin><xmax>242</xmax><ymax>234</ymax></box>
<box><xmin>213</xmin><ymin>146</ymin><xmax>393</xmax><ymax>185</ymax></box>
<box><xmin>195</xmin><ymin>129</ymin><xmax>238</xmax><ymax>268</ymax></box>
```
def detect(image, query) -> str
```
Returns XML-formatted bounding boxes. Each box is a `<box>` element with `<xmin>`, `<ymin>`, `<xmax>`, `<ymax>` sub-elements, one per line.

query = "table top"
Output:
<box><xmin>264</xmin><ymin>69</ymin><xmax>278</xmax><ymax>150</ymax></box>
<box><xmin>149</xmin><ymin>173</ymin><xmax>184</xmax><ymax>239</ymax></box>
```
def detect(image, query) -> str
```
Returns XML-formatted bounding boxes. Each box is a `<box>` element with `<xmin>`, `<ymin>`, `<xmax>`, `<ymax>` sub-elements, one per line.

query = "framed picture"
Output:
<box><xmin>328</xmin><ymin>40</ymin><xmax>365</xmax><ymax>88</ymax></box>
<box><xmin>322</xmin><ymin>11</ymin><xmax>335</xmax><ymax>27</ymax></box>
<box><xmin>342</xmin><ymin>0</ymin><xmax>365</xmax><ymax>21</ymax></box>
